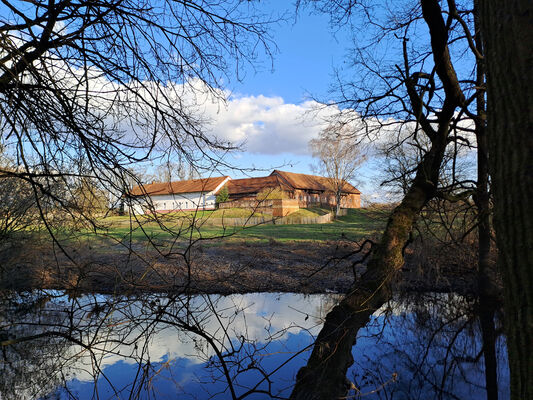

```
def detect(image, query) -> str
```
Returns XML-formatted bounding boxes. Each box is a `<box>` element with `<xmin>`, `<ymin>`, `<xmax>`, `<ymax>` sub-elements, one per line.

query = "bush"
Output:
<box><xmin>216</xmin><ymin>186</ymin><xmax>229</xmax><ymax>204</ymax></box>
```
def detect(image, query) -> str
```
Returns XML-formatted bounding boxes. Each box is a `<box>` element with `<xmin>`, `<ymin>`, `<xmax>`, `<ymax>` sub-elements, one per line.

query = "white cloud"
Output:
<box><xmin>60</xmin><ymin>293</ymin><xmax>335</xmax><ymax>382</ymax></box>
<box><xmin>198</xmin><ymin>90</ymin><xmax>339</xmax><ymax>155</ymax></box>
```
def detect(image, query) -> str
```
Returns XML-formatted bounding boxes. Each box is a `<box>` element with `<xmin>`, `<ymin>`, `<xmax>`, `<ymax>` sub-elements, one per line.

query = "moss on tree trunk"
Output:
<box><xmin>290</xmin><ymin>165</ymin><xmax>437</xmax><ymax>400</ymax></box>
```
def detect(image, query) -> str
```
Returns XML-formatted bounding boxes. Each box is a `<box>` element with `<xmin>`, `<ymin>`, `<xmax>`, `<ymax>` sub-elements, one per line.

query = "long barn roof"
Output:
<box><xmin>227</xmin><ymin>175</ymin><xmax>292</xmax><ymax>195</ymax></box>
<box><xmin>130</xmin><ymin>176</ymin><xmax>229</xmax><ymax>196</ymax></box>
<box><xmin>271</xmin><ymin>170</ymin><xmax>361</xmax><ymax>194</ymax></box>
<box><xmin>129</xmin><ymin>170</ymin><xmax>360</xmax><ymax>197</ymax></box>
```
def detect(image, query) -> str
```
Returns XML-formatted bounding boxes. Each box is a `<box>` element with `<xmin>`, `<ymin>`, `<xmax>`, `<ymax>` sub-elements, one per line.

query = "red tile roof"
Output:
<box><xmin>271</xmin><ymin>170</ymin><xmax>360</xmax><ymax>194</ymax></box>
<box><xmin>227</xmin><ymin>175</ymin><xmax>292</xmax><ymax>195</ymax></box>
<box><xmin>130</xmin><ymin>176</ymin><xmax>229</xmax><ymax>196</ymax></box>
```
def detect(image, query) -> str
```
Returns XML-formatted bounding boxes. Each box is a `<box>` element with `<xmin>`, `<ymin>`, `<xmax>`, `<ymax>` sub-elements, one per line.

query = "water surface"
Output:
<box><xmin>0</xmin><ymin>291</ymin><xmax>509</xmax><ymax>399</ymax></box>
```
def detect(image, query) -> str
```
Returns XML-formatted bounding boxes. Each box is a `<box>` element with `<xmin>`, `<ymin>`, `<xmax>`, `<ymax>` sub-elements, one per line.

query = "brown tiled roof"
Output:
<box><xmin>227</xmin><ymin>175</ymin><xmax>292</xmax><ymax>195</ymax></box>
<box><xmin>130</xmin><ymin>176</ymin><xmax>229</xmax><ymax>196</ymax></box>
<box><xmin>271</xmin><ymin>170</ymin><xmax>360</xmax><ymax>194</ymax></box>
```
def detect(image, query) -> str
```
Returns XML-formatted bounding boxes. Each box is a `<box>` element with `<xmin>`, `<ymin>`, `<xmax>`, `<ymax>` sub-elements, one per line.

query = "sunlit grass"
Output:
<box><xmin>91</xmin><ymin>208</ymin><xmax>387</xmax><ymax>245</ymax></box>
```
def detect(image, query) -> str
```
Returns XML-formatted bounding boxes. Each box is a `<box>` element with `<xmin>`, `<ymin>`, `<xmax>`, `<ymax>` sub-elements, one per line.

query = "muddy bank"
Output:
<box><xmin>0</xmin><ymin>239</ymin><xmax>488</xmax><ymax>296</ymax></box>
<box><xmin>0</xmin><ymin>239</ymin><xmax>359</xmax><ymax>294</ymax></box>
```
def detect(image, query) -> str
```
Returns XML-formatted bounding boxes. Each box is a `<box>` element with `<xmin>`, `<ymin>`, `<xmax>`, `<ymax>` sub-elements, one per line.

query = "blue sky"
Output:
<box><xmin>201</xmin><ymin>4</ymin><xmax>396</xmax><ymax>203</ymax></box>
<box><xmin>206</xmin><ymin>2</ymin><xmax>476</xmax><ymax>203</ymax></box>
<box><xmin>230</xmin><ymin>7</ymin><xmax>350</xmax><ymax>104</ymax></box>
<box><xmin>203</xmin><ymin>4</ymin><xmax>384</xmax><ymax>196</ymax></box>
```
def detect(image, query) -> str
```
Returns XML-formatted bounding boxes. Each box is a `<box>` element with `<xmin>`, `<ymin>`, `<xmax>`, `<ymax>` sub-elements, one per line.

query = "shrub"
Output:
<box><xmin>215</xmin><ymin>186</ymin><xmax>229</xmax><ymax>204</ymax></box>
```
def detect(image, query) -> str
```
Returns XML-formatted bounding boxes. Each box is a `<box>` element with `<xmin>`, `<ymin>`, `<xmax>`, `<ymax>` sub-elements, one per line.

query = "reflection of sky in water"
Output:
<box><xmin>1</xmin><ymin>292</ymin><xmax>509</xmax><ymax>399</ymax></box>
<box><xmin>348</xmin><ymin>294</ymin><xmax>510</xmax><ymax>399</ymax></box>
<box><xmin>43</xmin><ymin>292</ymin><xmax>328</xmax><ymax>399</ymax></box>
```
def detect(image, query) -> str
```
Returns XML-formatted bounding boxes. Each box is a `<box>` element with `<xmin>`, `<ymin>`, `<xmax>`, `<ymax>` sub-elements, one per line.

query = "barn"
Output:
<box><xmin>226</xmin><ymin>170</ymin><xmax>361</xmax><ymax>209</ymax></box>
<box><xmin>128</xmin><ymin>170</ymin><xmax>361</xmax><ymax>215</ymax></box>
<box><xmin>128</xmin><ymin>176</ymin><xmax>230</xmax><ymax>214</ymax></box>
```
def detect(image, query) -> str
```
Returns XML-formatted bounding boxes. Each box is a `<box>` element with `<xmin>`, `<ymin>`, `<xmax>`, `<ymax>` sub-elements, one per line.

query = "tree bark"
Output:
<box><xmin>480</xmin><ymin>1</ymin><xmax>533</xmax><ymax>399</ymax></box>
<box><xmin>473</xmin><ymin>4</ymin><xmax>499</xmax><ymax>398</ymax></box>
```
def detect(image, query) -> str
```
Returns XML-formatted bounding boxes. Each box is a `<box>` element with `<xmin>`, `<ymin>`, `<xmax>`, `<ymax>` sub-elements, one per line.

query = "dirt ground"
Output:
<box><xmin>0</xmin><ymin>239</ymin><xmax>362</xmax><ymax>294</ymax></box>
<box><xmin>0</xmin><ymin>238</ymin><xmax>486</xmax><ymax>296</ymax></box>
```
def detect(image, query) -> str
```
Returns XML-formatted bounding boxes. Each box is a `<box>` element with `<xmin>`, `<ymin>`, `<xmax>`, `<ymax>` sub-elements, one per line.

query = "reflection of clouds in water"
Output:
<box><xmin>66</xmin><ymin>293</ymin><xmax>336</xmax><ymax>382</ymax></box>
<box><xmin>373</xmin><ymin>292</ymin><xmax>473</xmax><ymax>317</ymax></box>
<box><xmin>2</xmin><ymin>291</ymin><xmax>508</xmax><ymax>398</ymax></box>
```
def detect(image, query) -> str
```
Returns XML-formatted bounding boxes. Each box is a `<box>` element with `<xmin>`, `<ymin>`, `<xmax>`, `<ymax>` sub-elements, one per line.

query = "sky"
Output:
<box><xmin>3</xmin><ymin>0</ymin><xmax>471</xmax><ymax>203</ymax></box>
<box><xmin>196</xmin><ymin>1</ymin><xmax>477</xmax><ymax>204</ymax></box>
<box><xmin>193</xmin><ymin>4</ymin><xmax>386</xmax><ymax>200</ymax></box>
<box><xmin>0</xmin><ymin>0</ymin><xmax>414</xmax><ymax>202</ymax></box>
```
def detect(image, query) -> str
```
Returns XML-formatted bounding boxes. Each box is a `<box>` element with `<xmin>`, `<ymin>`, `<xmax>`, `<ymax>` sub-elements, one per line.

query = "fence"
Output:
<box><xmin>198</xmin><ymin>211</ymin><xmax>335</xmax><ymax>227</ymax></box>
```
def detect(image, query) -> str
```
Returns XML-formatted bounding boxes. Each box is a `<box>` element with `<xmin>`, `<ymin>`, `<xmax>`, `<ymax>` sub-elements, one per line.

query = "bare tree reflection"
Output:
<box><xmin>0</xmin><ymin>289</ymin><xmax>507</xmax><ymax>399</ymax></box>
<box><xmin>346</xmin><ymin>293</ymin><xmax>507</xmax><ymax>399</ymax></box>
<box><xmin>0</xmin><ymin>290</ymin><xmax>333</xmax><ymax>399</ymax></box>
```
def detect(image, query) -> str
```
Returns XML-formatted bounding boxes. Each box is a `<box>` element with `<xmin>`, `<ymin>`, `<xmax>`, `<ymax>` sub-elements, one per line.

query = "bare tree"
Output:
<box><xmin>309</xmin><ymin>124</ymin><xmax>366</xmax><ymax>216</ymax></box>
<box><xmin>291</xmin><ymin>1</ymin><xmax>493</xmax><ymax>398</ymax></box>
<box><xmin>155</xmin><ymin>156</ymin><xmax>202</xmax><ymax>184</ymax></box>
<box><xmin>0</xmin><ymin>0</ymin><xmax>274</xmax><ymax>245</ymax></box>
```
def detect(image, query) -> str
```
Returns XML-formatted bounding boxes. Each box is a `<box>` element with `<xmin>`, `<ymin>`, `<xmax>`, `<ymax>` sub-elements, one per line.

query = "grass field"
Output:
<box><xmin>101</xmin><ymin>207</ymin><xmax>269</xmax><ymax>222</ymax></box>
<box><xmin>94</xmin><ymin>208</ymin><xmax>388</xmax><ymax>244</ymax></box>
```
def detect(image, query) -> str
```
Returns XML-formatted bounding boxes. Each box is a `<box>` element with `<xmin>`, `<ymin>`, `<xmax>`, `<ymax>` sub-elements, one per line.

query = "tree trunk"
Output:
<box><xmin>473</xmin><ymin>5</ymin><xmax>499</xmax><ymax>398</ymax></box>
<box><xmin>290</xmin><ymin>152</ymin><xmax>439</xmax><ymax>400</ymax></box>
<box><xmin>480</xmin><ymin>1</ymin><xmax>533</xmax><ymax>399</ymax></box>
<box><xmin>291</xmin><ymin>1</ymin><xmax>465</xmax><ymax>397</ymax></box>
<box><xmin>335</xmin><ymin>192</ymin><xmax>341</xmax><ymax>217</ymax></box>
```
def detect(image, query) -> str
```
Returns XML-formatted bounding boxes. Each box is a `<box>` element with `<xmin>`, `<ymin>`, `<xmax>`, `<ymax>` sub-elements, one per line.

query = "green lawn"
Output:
<box><xmin>100</xmin><ymin>208</ymin><xmax>267</xmax><ymax>225</ymax></box>
<box><xmin>230</xmin><ymin>209</ymin><xmax>386</xmax><ymax>242</ymax></box>
<box><xmin>94</xmin><ymin>208</ymin><xmax>387</xmax><ymax>245</ymax></box>
<box><xmin>285</xmin><ymin>207</ymin><xmax>330</xmax><ymax>218</ymax></box>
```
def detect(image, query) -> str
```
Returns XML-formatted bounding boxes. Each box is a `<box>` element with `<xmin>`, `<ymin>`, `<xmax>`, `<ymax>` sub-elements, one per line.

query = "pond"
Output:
<box><xmin>0</xmin><ymin>291</ymin><xmax>509</xmax><ymax>399</ymax></box>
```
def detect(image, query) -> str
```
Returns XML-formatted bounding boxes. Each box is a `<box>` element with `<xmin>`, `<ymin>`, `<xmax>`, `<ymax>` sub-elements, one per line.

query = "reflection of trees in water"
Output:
<box><xmin>348</xmin><ymin>293</ymin><xmax>507</xmax><ymax>399</ymax></box>
<box><xmin>0</xmin><ymin>292</ymin><xmax>70</xmax><ymax>399</ymax></box>
<box><xmin>0</xmin><ymin>290</ymin><xmax>506</xmax><ymax>399</ymax></box>
<box><xmin>0</xmin><ymin>290</ymin><xmax>336</xmax><ymax>399</ymax></box>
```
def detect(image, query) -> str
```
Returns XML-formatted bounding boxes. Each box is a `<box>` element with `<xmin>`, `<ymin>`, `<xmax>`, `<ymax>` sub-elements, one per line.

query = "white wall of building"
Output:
<box><xmin>151</xmin><ymin>192</ymin><xmax>217</xmax><ymax>212</ymax></box>
<box><xmin>127</xmin><ymin>177</ymin><xmax>230</xmax><ymax>215</ymax></box>
<box><xmin>128</xmin><ymin>191</ymin><xmax>220</xmax><ymax>215</ymax></box>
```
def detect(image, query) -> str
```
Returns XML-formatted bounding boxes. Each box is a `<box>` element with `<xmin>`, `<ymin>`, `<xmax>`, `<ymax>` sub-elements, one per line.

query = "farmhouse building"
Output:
<box><xmin>128</xmin><ymin>176</ymin><xmax>230</xmax><ymax>214</ymax></box>
<box><xmin>226</xmin><ymin>174</ymin><xmax>293</xmax><ymax>200</ymax></box>
<box><xmin>128</xmin><ymin>170</ymin><xmax>361</xmax><ymax>214</ymax></box>
<box><xmin>226</xmin><ymin>170</ymin><xmax>361</xmax><ymax>209</ymax></box>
